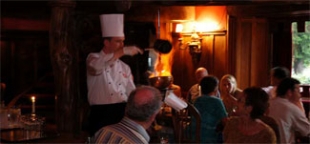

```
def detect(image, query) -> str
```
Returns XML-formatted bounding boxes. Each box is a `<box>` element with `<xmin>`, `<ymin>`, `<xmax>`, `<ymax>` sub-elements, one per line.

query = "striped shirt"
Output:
<box><xmin>94</xmin><ymin>117</ymin><xmax>150</xmax><ymax>144</ymax></box>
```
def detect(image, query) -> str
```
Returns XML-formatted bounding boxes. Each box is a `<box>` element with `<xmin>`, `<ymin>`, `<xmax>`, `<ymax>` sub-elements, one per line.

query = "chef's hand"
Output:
<box><xmin>123</xmin><ymin>46</ymin><xmax>143</xmax><ymax>56</ymax></box>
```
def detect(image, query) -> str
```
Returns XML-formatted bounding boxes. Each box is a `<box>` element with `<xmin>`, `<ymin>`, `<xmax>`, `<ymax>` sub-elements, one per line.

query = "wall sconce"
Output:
<box><xmin>175</xmin><ymin>23</ymin><xmax>203</xmax><ymax>63</ymax></box>
<box><xmin>172</xmin><ymin>22</ymin><xmax>226</xmax><ymax>63</ymax></box>
<box><xmin>178</xmin><ymin>30</ymin><xmax>202</xmax><ymax>62</ymax></box>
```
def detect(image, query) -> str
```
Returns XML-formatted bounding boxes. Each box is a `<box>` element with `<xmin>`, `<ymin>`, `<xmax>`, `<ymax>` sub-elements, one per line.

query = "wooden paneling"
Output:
<box><xmin>0</xmin><ymin>34</ymin><xmax>50</xmax><ymax>101</ymax></box>
<box><xmin>227</xmin><ymin>15</ymin><xmax>237</xmax><ymax>76</ymax></box>
<box><xmin>204</xmin><ymin>36</ymin><xmax>215</xmax><ymax>74</ymax></box>
<box><xmin>236</xmin><ymin>20</ymin><xmax>252</xmax><ymax>89</ymax></box>
<box><xmin>214</xmin><ymin>35</ymin><xmax>228</xmax><ymax>77</ymax></box>
<box><xmin>235</xmin><ymin>18</ymin><xmax>270</xmax><ymax>89</ymax></box>
<box><xmin>171</xmin><ymin>33</ymin><xmax>227</xmax><ymax>91</ymax></box>
<box><xmin>250</xmin><ymin>19</ymin><xmax>269</xmax><ymax>87</ymax></box>
<box><xmin>171</xmin><ymin>36</ymin><xmax>194</xmax><ymax>92</ymax></box>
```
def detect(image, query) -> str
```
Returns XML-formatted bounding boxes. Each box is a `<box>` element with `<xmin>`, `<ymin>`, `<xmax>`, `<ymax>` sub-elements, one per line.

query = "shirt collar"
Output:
<box><xmin>273</xmin><ymin>96</ymin><xmax>290</xmax><ymax>102</ymax></box>
<box><xmin>100</xmin><ymin>50</ymin><xmax>107</xmax><ymax>55</ymax></box>
<box><xmin>122</xmin><ymin>117</ymin><xmax>150</xmax><ymax>142</ymax></box>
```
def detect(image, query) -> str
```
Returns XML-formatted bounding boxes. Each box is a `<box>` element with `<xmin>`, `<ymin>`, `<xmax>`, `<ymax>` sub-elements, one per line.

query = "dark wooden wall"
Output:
<box><xmin>1</xmin><ymin>25</ymin><xmax>51</xmax><ymax>102</ymax></box>
<box><xmin>233</xmin><ymin>18</ymin><xmax>270</xmax><ymax>89</ymax></box>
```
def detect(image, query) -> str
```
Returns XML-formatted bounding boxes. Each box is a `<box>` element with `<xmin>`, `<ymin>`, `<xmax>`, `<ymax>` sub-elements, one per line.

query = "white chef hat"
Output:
<box><xmin>99</xmin><ymin>14</ymin><xmax>124</xmax><ymax>37</ymax></box>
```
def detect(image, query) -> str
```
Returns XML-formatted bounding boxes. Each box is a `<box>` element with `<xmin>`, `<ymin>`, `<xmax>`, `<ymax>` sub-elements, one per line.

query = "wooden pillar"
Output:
<box><xmin>272</xmin><ymin>22</ymin><xmax>292</xmax><ymax>71</ymax></box>
<box><xmin>49</xmin><ymin>0</ymin><xmax>79</xmax><ymax>133</ymax></box>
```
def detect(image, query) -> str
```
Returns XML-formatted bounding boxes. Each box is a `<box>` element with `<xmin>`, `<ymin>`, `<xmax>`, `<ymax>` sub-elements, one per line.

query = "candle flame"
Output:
<box><xmin>31</xmin><ymin>96</ymin><xmax>36</xmax><ymax>102</ymax></box>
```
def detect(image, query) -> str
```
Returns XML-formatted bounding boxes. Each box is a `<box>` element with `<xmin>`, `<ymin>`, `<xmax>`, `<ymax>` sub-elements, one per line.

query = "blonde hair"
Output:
<box><xmin>220</xmin><ymin>74</ymin><xmax>238</xmax><ymax>93</ymax></box>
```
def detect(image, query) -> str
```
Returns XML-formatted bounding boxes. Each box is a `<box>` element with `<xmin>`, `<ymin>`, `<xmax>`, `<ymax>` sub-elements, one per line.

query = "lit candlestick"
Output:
<box><xmin>198</xmin><ymin>85</ymin><xmax>201</xmax><ymax>96</ymax></box>
<box><xmin>31</xmin><ymin>96</ymin><xmax>36</xmax><ymax>114</ymax></box>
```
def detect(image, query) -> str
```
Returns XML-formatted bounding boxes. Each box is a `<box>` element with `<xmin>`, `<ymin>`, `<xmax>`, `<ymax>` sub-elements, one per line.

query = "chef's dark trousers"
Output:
<box><xmin>89</xmin><ymin>102</ymin><xmax>126</xmax><ymax>136</ymax></box>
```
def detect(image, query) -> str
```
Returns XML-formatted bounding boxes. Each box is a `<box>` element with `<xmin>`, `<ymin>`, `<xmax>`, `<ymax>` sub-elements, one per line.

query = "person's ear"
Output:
<box><xmin>103</xmin><ymin>39</ymin><xmax>110</xmax><ymax>47</ymax></box>
<box><xmin>286</xmin><ymin>89</ymin><xmax>293</xmax><ymax>99</ymax></box>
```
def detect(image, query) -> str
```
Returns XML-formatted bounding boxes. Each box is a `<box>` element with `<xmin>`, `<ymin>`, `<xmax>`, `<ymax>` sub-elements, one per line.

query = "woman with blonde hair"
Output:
<box><xmin>220</xmin><ymin>74</ymin><xmax>243</xmax><ymax>116</ymax></box>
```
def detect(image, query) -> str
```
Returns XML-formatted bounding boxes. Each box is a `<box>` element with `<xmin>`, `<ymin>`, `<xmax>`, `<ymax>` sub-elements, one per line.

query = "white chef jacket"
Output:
<box><xmin>269</xmin><ymin>97</ymin><xmax>310</xmax><ymax>143</ymax></box>
<box><xmin>87</xmin><ymin>50</ymin><xmax>136</xmax><ymax>105</ymax></box>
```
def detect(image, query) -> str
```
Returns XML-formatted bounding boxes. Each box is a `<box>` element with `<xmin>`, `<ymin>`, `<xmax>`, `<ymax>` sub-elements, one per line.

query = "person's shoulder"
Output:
<box><xmin>97</xmin><ymin>124</ymin><xmax>115</xmax><ymax>133</ymax></box>
<box><xmin>209</xmin><ymin>95</ymin><xmax>222</xmax><ymax>101</ymax></box>
<box><xmin>194</xmin><ymin>95</ymin><xmax>208</xmax><ymax>103</ymax></box>
<box><xmin>260</xmin><ymin>122</ymin><xmax>276</xmax><ymax>136</ymax></box>
<box><xmin>270</xmin><ymin>98</ymin><xmax>303</xmax><ymax>114</ymax></box>
<box><xmin>194</xmin><ymin>95</ymin><xmax>203</xmax><ymax>101</ymax></box>
<box><xmin>269</xmin><ymin>97</ymin><xmax>285</xmax><ymax>107</ymax></box>
<box><xmin>227</xmin><ymin>116</ymin><xmax>239</xmax><ymax>125</ymax></box>
<box><xmin>196</xmin><ymin>95</ymin><xmax>221</xmax><ymax>103</ymax></box>
<box><xmin>233</xmin><ymin>89</ymin><xmax>243</xmax><ymax>100</ymax></box>
<box><xmin>94</xmin><ymin>125</ymin><xmax>113</xmax><ymax>142</ymax></box>
<box><xmin>271</xmin><ymin>97</ymin><xmax>291</xmax><ymax>105</ymax></box>
<box><xmin>88</xmin><ymin>51</ymin><xmax>100</xmax><ymax>55</ymax></box>
<box><xmin>235</xmin><ymin>89</ymin><xmax>243</xmax><ymax>94</ymax></box>
<box><xmin>258</xmin><ymin>122</ymin><xmax>277</xmax><ymax>143</ymax></box>
<box><xmin>87</xmin><ymin>52</ymin><xmax>101</xmax><ymax>58</ymax></box>
<box><xmin>118</xmin><ymin>60</ymin><xmax>131</xmax><ymax>68</ymax></box>
<box><xmin>262</xmin><ymin>86</ymin><xmax>273</xmax><ymax>92</ymax></box>
<box><xmin>269</xmin><ymin>97</ymin><xmax>281</xmax><ymax>103</ymax></box>
<box><xmin>260</xmin><ymin>116</ymin><xmax>277</xmax><ymax>124</ymax></box>
<box><xmin>188</xmin><ymin>84</ymin><xmax>198</xmax><ymax>91</ymax></box>
<box><xmin>171</xmin><ymin>84</ymin><xmax>181</xmax><ymax>89</ymax></box>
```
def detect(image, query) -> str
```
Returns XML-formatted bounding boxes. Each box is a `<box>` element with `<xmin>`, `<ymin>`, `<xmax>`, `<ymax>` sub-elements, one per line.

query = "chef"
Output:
<box><xmin>86</xmin><ymin>14</ymin><xmax>142</xmax><ymax>136</ymax></box>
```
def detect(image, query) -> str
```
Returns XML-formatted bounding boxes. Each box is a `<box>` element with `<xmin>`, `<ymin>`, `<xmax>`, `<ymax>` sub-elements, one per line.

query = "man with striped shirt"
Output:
<box><xmin>94</xmin><ymin>86</ymin><xmax>162</xmax><ymax>143</ymax></box>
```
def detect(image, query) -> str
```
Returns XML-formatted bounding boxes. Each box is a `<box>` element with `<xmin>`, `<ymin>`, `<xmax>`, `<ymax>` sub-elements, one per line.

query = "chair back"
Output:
<box><xmin>260</xmin><ymin>116</ymin><xmax>281</xmax><ymax>144</ymax></box>
<box><xmin>172</xmin><ymin>102</ymin><xmax>201</xmax><ymax>143</ymax></box>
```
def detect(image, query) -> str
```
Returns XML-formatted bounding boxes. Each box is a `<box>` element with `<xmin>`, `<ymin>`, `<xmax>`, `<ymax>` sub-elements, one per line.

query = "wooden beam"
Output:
<box><xmin>1</xmin><ymin>18</ymin><xmax>49</xmax><ymax>31</ymax></box>
<box><xmin>49</xmin><ymin>0</ymin><xmax>79</xmax><ymax>134</ymax></box>
<box><xmin>227</xmin><ymin>4</ymin><xmax>309</xmax><ymax>18</ymax></box>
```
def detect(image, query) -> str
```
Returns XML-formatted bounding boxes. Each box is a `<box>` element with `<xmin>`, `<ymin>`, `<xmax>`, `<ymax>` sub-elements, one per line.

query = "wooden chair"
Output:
<box><xmin>260</xmin><ymin>116</ymin><xmax>281</xmax><ymax>144</ymax></box>
<box><xmin>172</xmin><ymin>102</ymin><xmax>201</xmax><ymax>143</ymax></box>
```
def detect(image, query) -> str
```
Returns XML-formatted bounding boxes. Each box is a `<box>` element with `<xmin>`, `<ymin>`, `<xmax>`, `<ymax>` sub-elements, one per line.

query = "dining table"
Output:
<box><xmin>1</xmin><ymin>125</ymin><xmax>59</xmax><ymax>143</ymax></box>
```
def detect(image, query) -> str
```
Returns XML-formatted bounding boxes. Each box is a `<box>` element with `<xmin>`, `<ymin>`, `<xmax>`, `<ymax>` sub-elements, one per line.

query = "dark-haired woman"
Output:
<box><xmin>223</xmin><ymin>87</ymin><xmax>276</xmax><ymax>143</ymax></box>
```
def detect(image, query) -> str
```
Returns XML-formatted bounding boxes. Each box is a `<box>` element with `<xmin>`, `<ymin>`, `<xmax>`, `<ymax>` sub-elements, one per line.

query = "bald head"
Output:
<box><xmin>126</xmin><ymin>86</ymin><xmax>162</xmax><ymax>122</ymax></box>
<box><xmin>134</xmin><ymin>88</ymin><xmax>156</xmax><ymax>105</ymax></box>
<box><xmin>195</xmin><ymin>67</ymin><xmax>208</xmax><ymax>82</ymax></box>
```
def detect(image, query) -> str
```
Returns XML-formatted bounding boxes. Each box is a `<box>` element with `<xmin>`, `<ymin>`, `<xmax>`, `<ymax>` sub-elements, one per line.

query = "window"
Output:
<box><xmin>291</xmin><ymin>21</ymin><xmax>310</xmax><ymax>84</ymax></box>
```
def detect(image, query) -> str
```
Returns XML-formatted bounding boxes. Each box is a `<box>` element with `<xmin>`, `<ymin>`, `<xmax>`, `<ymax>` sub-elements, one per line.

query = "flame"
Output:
<box><xmin>149</xmin><ymin>52</ymin><xmax>173</xmax><ymax>77</ymax></box>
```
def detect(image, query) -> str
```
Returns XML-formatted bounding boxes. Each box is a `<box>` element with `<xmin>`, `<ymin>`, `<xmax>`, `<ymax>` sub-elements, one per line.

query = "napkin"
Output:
<box><xmin>164</xmin><ymin>91</ymin><xmax>188</xmax><ymax>112</ymax></box>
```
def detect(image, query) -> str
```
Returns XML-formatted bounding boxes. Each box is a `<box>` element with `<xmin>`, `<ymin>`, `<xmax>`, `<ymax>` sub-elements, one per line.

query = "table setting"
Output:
<box><xmin>0</xmin><ymin>96</ymin><xmax>58</xmax><ymax>143</ymax></box>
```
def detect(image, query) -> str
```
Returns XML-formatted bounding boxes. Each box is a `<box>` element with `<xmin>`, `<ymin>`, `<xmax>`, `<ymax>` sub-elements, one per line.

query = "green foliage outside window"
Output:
<box><xmin>291</xmin><ymin>21</ymin><xmax>310</xmax><ymax>84</ymax></box>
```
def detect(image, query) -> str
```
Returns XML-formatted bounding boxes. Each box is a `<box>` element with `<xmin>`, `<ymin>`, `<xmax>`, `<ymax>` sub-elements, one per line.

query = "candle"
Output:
<box><xmin>31</xmin><ymin>96</ymin><xmax>35</xmax><ymax>114</ymax></box>
<box><xmin>198</xmin><ymin>85</ymin><xmax>201</xmax><ymax>96</ymax></box>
